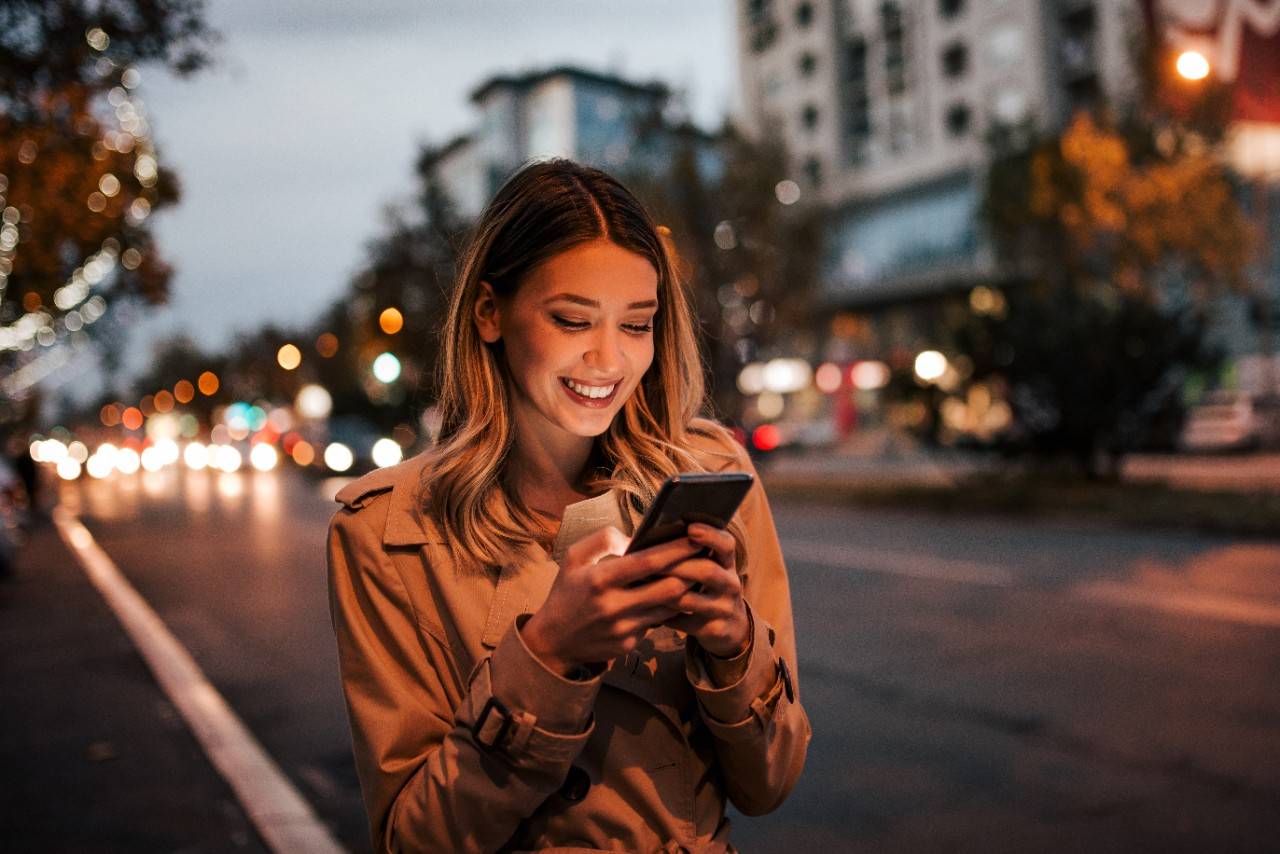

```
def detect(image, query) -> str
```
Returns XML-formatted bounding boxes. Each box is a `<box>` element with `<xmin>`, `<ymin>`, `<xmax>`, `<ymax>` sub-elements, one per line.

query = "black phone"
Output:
<box><xmin>624</xmin><ymin>471</ymin><xmax>754</xmax><ymax>556</ymax></box>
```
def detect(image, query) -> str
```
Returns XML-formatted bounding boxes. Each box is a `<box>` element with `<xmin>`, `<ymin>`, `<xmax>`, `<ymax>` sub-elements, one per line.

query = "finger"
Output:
<box><xmin>602</xmin><ymin>536</ymin><xmax>704</xmax><ymax>588</ymax></box>
<box><xmin>566</xmin><ymin>525</ymin><xmax>630</xmax><ymax>568</ymax></box>
<box><xmin>661</xmin><ymin>557</ymin><xmax>736</xmax><ymax>594</ymax></box>
<box><xmin>686</xmin><ymin>523</ymin><xmax>736</xmax><ymax>568</ymax></box>
<box><xmin>617</xmin><ymin>573</ymin><xmax>697</xmax><ymax>611</ymax></box>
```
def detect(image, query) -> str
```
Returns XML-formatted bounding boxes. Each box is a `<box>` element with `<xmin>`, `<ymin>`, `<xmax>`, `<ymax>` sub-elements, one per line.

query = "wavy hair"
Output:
<box><xmin>420</xmin><ymin>158</ymin><xmax>746</xmax><ymax>573</ymax></box>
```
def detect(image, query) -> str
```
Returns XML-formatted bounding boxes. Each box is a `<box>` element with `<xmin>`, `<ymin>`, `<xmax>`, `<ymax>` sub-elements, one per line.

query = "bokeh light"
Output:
<box><xmin>184</xmin><ymin>442</ymin><xmax>209</xmax><ymax>471</ymax></box>
<box><xmin>121</xmin><ymin>407</ymin><xmax>143</xmax><ymax>431</ymax></box>
<box><xmin>372</xmin><ymin>352</ymin><xmax>401</xmax><ymax>384</ymax></box>
<box><xmin>250</xmin><ymin>443</ymin><xmax>279</xmax><ymax>472</ymax></box>
<box><xmin>379</xmin><ymin>308</ymin><xmax>404</xmax><ymax>335</ymax></box>
<box><xmin>851</xmin><ymin>361</ymin><xmax>890</xmax><ymax>391</ymax></box>
<box><xmin>914</xmin><ymin>350</ymin><xmax>949</xmax><ymax>383</ymax></box>
<box><xmin>371</xmin><ymin>438</ymin><xmax>403</xmax><ymax>468</ymax></box>
<box><xmin>291</xmin><ymin>440</ymin><xmax>316</xmax><ymax>467</ymax></box>
<box><xmin>57</xmin><ymin>459</ymin><xmax>82</xmax><ymax>480</ymax></box>
<box><xmin>277</xmin><ymin>343</ymin><xmax>302</xmax><ymax>370</ymax></box>
<box><xmin>198</xmin><ymin>371</ymin><xmax>220</xmax><ymax>396</ymax></box>
<box><xmin>316</xmin><ymin>332</ymin><xmax>339</xmax><ymax>357</ymax></box>
<box><xmin>815</xmin><ymin>362</ymin><xmax>843</xmax><ymax>394</ymax></box>
<box><xmin>214</xmin><ymin>445</ymin><xmax>242</xmax><ymax>473</ymax></box>
<box><xmin>174</xmin><ymin>379</ymin><xmax>195</xmax><ymax>403</ymax></box>
<box><xmin>296</xmin><ymin>384</ymin><xmax>332</xmax><ymax>419</ymax></box>
<box><xmin>324</xmin><ymin>442</ymin><xmax>354</xmax><ymax>472</ymax></box>
<box><xmin>1176</xmin><ymin>49</ymin><xmax>1210</xmax><ymax>81</ymax></box>
<box><xmin>116</xmin><ymin>447</ymin><xmax>141</xmax><ymax>474</ymax></box>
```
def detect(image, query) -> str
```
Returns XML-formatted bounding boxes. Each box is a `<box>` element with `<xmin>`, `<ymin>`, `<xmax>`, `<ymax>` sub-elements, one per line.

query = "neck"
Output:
<box><xmin>506</xmin><ymin>422</ymin><xmax>597</xmax><ymax>512</ymax></box>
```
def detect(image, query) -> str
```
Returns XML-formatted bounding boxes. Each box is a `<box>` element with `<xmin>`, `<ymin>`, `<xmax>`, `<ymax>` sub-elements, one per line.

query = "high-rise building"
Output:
<box><xmin>735</xmin><ymin>0</ymin><xmax>1139</xmax><ymax>321</ymax></box>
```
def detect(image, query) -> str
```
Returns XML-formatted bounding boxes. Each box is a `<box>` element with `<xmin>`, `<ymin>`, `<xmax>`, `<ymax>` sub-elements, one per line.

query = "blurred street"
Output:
<box><xmin>3</xmin><ymin>465</ymin><xmax>1277</xmax><ymax>852</ymax></box>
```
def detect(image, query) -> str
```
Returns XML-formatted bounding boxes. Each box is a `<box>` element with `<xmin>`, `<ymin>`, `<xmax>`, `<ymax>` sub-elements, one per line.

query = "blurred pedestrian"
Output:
<box><xmin>327</xmin><ymin>159</ymin><xmax>809</xmax><ymax>853</ymax></box>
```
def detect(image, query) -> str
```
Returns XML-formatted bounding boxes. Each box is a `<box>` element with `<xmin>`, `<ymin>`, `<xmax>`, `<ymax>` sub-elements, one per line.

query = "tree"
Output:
<box><xmin>0</xmin><ymin>0</ymin><xmax>216</xmax><ymax>424</ymax></box>
<box><xmin>625</xmin><ymin>120</ymin><xmax>826</xmax><ymax>422</ymax></box>
<box><xmin>922</xmin><ymin>110</ymin><xmax>1252</xmax><ymax>477</ymax></box>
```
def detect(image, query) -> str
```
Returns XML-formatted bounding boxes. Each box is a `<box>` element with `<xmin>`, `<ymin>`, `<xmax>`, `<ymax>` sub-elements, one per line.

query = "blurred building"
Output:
<box><xmin>735</xmin><ymin>0</ymin><xmax>1138</xmax><ymax>331</ymax></box>
<box><xmin>734</xmin><ymin>0</ymin><xmax>1279</xmax><ymax>396</ymax></box>
<box><xmin>427</xmin><ymin>65</ymin><xmax>723</xmax><ymax>220</ymax></box>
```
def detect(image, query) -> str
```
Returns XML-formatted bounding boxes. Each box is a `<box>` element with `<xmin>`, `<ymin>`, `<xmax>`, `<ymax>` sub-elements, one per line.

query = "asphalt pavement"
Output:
<box><xmin>0</xmin><ymin>515</ymin><xmax>266</xmax><ymax>853</ymax></box>
<box><xmin>3</xmin><ymin>463</ymin><xmax>1279</xmax><ymax>853</ymax></box>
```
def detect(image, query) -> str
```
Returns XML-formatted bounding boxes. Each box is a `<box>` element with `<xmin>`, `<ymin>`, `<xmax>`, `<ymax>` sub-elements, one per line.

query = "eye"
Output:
<box><xmin>551</xmin><ymin>315</ymin><xmax>589</xmax><ymax>330</ymax></box>
<box><xmin>623</xmin><ymin>322</ymin><xmax>654</xmax><ymax>334</ymax></box>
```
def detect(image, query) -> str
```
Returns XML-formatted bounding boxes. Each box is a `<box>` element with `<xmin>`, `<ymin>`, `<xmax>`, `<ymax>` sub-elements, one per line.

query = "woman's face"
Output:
<box><xmin>475</xmin><ymin>238</ymin><xmax>660</xmax><ymax>445</ymax></box>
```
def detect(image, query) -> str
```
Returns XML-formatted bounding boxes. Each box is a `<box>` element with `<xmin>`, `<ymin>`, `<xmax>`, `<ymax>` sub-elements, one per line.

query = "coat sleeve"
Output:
<box><xmin>684</xmin><ymin>442</ymin><xmax>812</xmax><ymax>816</ymax></box>
<box><xmin>327</xmin><ymin>501</ymin><xmax>601</xmax><ymax>853</ymax></box>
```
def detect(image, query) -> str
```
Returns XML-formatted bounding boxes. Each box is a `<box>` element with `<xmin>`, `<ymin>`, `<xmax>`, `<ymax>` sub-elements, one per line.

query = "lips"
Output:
<box><xmin>560</xmin><ymin>377</ymin><xmax>620</xmax><ymax>408</ymax></box>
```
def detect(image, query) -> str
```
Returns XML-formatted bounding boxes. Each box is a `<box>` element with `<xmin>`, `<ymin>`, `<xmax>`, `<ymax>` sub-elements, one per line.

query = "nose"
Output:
<box><xmin>583</xmin><ymin>326</ymin><xmax>625</xmax><ymax>376</ymax></box>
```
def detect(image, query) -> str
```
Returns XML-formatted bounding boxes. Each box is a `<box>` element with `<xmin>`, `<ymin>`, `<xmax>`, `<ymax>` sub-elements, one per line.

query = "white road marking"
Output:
<box><xmin>53</xmin><ymin>506</ymin><xmax>346</xmax><ymax>854</ymax></box>
<box><xmin>783</xmin><ymin>539</ymin><xmax>1017</xmax><ymax>586</ymax></box>
<box><xmin>1073</xmin><ymin>580</ymin><xmax>1280</xmax><ymax>629</ymax></box>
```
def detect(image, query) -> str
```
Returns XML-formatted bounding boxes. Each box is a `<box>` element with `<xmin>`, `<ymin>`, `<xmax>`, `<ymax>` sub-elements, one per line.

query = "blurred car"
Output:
<box><xmin>1178</xmin><ymin>391</ymin><xmax>1261</xmax><ymax>452</ymax></box>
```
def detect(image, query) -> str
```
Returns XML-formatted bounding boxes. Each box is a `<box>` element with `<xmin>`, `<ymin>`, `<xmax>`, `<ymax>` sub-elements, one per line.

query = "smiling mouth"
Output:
<box><xmin>560</xmin><ymin>377</ymin><xmax>620</xmax><ymax>405</ymax></box>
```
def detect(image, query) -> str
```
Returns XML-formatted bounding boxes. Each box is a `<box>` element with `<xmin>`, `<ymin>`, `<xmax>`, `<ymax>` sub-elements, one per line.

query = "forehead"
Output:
<box><xmin>519</xmin><ymin>239</ymin><xmax>659</xmax><ymax>305</ymax></box>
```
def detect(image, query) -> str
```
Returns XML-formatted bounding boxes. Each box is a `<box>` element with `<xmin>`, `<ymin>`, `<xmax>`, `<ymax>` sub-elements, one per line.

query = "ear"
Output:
<box><xmin>473</xmin><ymin>280</ymin><xmax>502</xmax><ymax>344</ymax></box>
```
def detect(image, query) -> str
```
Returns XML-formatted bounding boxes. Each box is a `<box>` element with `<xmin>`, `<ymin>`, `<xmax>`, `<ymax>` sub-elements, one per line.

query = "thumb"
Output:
<box><xmin>566</xmin><ymin>525</ymin><xmax>631</xmax><ymax>567</ymax></box>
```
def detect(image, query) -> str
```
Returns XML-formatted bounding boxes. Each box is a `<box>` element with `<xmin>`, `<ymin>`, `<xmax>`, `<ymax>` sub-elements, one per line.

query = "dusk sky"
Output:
<box><xmin>121</xmin><ymin>0</ymin><xmax>736</xmax><ymax>382</ymax></box>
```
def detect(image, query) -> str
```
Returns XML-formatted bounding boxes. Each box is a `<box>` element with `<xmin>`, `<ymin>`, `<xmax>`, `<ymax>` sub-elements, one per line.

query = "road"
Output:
<box><xmin>59</xmin><ymin>465</ymin><xmax>1280</xmax><ymax>853</ymax></box>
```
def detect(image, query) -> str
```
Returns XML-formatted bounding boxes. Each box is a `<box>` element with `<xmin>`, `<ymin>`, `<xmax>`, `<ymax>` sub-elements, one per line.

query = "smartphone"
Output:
<box><xmin>624</xmin><ymin>471</ymin><xmax>754</xmax><ymax>557</ymax></box>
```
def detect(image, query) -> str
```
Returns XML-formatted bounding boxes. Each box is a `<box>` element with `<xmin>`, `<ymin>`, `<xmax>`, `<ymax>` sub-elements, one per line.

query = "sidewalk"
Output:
<box><xmin>761</xmin><ymin>433</ymin><xmax>1280</xmax><ymax>493</ymax></box>
<box><xmin>0</xmin><ymin>517</ymin><xmax>267</xmax><ymax>853</ymax></box>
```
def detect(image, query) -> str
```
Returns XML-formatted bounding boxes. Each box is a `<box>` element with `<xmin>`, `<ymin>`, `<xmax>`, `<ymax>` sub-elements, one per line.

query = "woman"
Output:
<box><xmin>328</xmin><ymin>158</ymin><xmax>810</xmax><ymax>853</ymax></box>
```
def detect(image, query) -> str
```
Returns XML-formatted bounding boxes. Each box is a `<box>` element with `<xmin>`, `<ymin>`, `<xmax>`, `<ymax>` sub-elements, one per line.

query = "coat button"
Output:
<box><xmin>560</xmin><ymin>765</ymin><xmax>591</xmax><ymax>802</ymax></box>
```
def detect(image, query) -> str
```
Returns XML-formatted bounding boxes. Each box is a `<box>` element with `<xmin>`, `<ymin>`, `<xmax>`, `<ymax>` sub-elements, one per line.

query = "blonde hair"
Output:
<box><xmin>419</xmin><ymin>158</ymin><xmax>747</xmax><ymax>572</ymax></box>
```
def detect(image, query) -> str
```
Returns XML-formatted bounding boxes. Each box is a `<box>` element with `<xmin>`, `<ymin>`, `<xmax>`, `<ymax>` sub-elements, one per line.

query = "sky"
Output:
<box><xmin>114</xmin><ymin>0</ymin><xmax>737</xmax><ymax>384</ymax></box>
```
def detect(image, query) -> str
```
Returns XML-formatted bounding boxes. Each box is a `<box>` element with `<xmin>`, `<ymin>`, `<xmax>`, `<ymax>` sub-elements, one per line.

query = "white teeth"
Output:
<box><xmin>563</xmin><ymin>378</ymin><xmax>617</xmax><ymax>399</ymax></box>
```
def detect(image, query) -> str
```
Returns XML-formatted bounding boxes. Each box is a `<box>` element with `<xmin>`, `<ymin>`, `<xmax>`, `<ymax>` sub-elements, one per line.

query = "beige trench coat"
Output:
<box><xmin>326</xmin><ymin>430</ymin><xmax>811</xmax><ymax>853</ymax></box>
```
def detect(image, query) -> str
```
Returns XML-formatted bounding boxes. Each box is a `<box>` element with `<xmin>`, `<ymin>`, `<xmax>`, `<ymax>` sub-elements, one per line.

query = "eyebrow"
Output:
<box><xmin>543</xmin><ymin>293</ymin><xmax>658</xmax><ymax>310</ymax></box>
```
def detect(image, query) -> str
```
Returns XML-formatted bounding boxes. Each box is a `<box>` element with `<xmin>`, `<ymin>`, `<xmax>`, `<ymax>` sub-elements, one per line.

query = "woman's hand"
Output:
<box><xmin>660</xmin><ymin>523</ymin><xmax>751</xmax><ymax>658</ymax></box>
<box><xmin>521</xmin><ymin>526</ymin><xmax>703</xmax><ymax>676</ymax></box>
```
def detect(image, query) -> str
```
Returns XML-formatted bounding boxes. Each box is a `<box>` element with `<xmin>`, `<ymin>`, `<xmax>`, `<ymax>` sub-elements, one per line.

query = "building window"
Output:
<box><xmin>803</xmin><ymin>156</ymin><xmax>822</xmax><ymax>188</ymax></box>
<box><xmin>802</xmin><ymin>103</ymin><xmax>820</xmax><ymax>131</ymax></box>
<box><xmin>747</xmin><ymin>0</ymin><xmax>779</xmax><ymax>53</ymax></box>
<box><xmin>881</xmin><ymin>1</ymin><xmax>908</xmax><ymax>96</ymax></box>
<box><xmin>939</xmin><ymin>0</ymin><xmax>965</xmax><ymax>18</ymax></box>
<box><xmin>795</xmin><ymin>1</ymin><xmax>814</xmax><ymax>27</ymax></box>
<box><xmin>942</xmin><ymin>42</ymin><xmax>968</xmax><ymax>78</ymax></box>
<box><xmin>799</xmin><ymin>51</ymin><xmax>817</xmax><ymax>77</ymax></box>
<box><xmin>945</xmin><ymin>102</ymin><xmax>971</xmax><ymax>136</ymax></box>
<box><xmin>841</xmin><ymin>36</ymin><xmax>872</xmax><ymax>166</ymax></box>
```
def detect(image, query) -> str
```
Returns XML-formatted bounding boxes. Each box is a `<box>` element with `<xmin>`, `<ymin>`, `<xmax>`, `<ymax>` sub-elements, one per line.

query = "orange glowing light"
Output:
<box><xmin>139</xmin><ymin>394</ymin><xmax>156</xmax><ymax>416</ymax></box>
<box><xmin>154</xmin><ymin>390</ymin><xmax>175</xmax><ymax>413</ymax></box>
<box><xmin>22</xmin><ymin>292</ymin><xmax>41</xmax><ymax>312</ymax></box>
<box><xmin>379</xmin><ymin>308</ymin><xmax>404</xmax><ymax>335</ymax></box>
<box><xmin>174</xmin><ymin>379</ymin><xmax>195</xmax><ymax>403</ymax></box>
<box><xmin>121</xmin><ymin>407</ymin><xmax>144</xmax><ymax>431</ymax></box>
<box><xmin>316</xmin><ymin>332</ymin><xmax>339</xmax><ymax>358</ymax></box>
<box><xmin>277</xmin><ymin>343</ymin><xmax>302</xmax><ymax>370</ymax></box>
<box><xmin>291</xmin><ymin>440</ymin><xmax>316</xmax><ymax>467</ymax></box>
<box><xmin>198</xmin><ymin>371</ymin><xmax>219</xmax><ymax>396</ymax></box>
<box><xmin>100</xmin><ymin>404</ymin><xmax>122</xmax><ymax>427</ymax></box>
<box><xmin>1176</xmin><ymin>50</ymin><xmax>1210</xmax><ymax>81</ymax></box>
